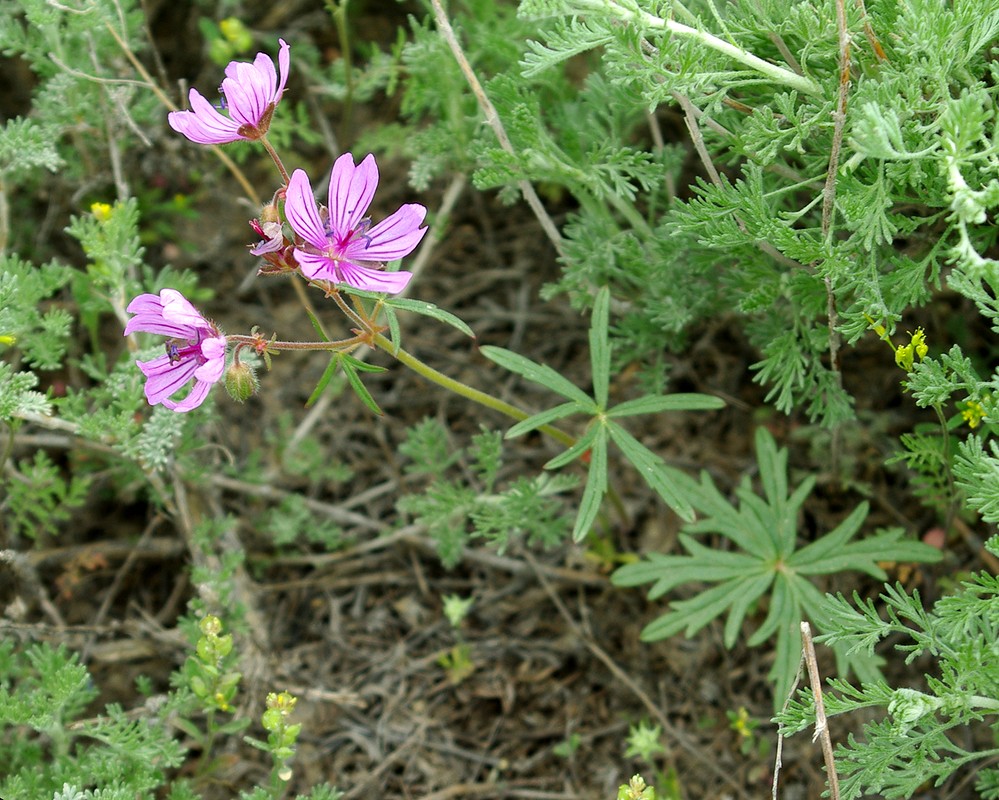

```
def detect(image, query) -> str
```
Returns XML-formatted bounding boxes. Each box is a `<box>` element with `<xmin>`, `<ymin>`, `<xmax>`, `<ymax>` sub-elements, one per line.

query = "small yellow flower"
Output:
<box><xmin>962</xmin><ymin>400</ymin><xmax>985</xmax><ymax>429</ymax></box>
<box><xmin>266</xmin><ymin>691</ymin><xmax>298</xmax><ymax>715</ymax></box>
<box><xmin>90</xmin><ymin>202</ymin><xmax>113</xmax><ymax>223</ymax></box>
<box><xmin>893</xmin><ymin>328</ymin><xmax>928</xmax><ymax>372</ymax></box>
<box><xmin>732</xmin><ymin>706</ymin><xmax>752</xmax><ymax>739</ymax></box>
<box><xmin>213</xmin><ymin>691</ymin><xmax>231</xmax><ymax>712</ymax></box>
<box><xmin>863</xmin><ymin>313</ymin><xmax>890</xmax><ymax>341</ymax></box>
<box><xmin>866</xmin><ymin>317</ymin><xmax>928</xmax><ymax>373</ymax></box>
<box><xmin>0</xmin><ymin>334</ymin><xmax>16</xmax><ymax>346</ymax></box>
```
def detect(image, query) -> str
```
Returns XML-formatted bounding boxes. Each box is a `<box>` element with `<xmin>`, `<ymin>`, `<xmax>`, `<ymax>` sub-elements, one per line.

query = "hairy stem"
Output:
<box><xmin>370</xmin><ymin>333</ymin><xmax>576</xmax><ymax>449</ymax></box>
<box><xmin>591</xmin><ymin>0</ymin><xmax>824</xmax><ymax>98</ymax></box>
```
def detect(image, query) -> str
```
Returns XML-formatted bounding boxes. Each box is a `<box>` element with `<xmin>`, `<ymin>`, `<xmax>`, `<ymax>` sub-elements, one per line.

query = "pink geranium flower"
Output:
<box><xmin>168</xmin><ymin>39</ymin><xmax>290</xmax><ymax>144</ymax></box>
<box><xmin>124</xmin><ymin>289</ymin><xmax>227</xmax><ymax>412</ymax></box>
<box><xmin>284</xmin><ymin>153</ymin><xmax>428</xmax><ymax>294</ymax></box>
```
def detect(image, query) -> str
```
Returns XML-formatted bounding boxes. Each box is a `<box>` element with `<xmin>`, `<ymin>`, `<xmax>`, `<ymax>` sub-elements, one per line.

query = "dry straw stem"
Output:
<box><xmin>801</xmin><ymin>621</ymin><xmax>841</xmax><ymax>800</ymax></box>
<box><xmin>103</xmin><ymin>22</ymin><xmax>261</xmax><ymax>206</ymax></box>
<box><xmin>429</xmin><ymin>0</ymin><xmax>565</xmax><ymax>257</ymax></box>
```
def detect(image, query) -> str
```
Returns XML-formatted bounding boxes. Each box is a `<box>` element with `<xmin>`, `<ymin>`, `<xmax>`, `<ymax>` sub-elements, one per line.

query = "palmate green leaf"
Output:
<box><xmin>641</xmin><ymin>577</ymin><xmax>764</xmax><ymax>642</ymax></box>
<box><xmin>792</xmin><ymin>523</ymin><xmax>942</xmax><ymax>577</ymax></box>
<box><xmin>506</xmin><ymin>400</ymin><xmax>583</xmax><ymax>438</ymax></box>
<box><xmin>613</xmin><ymin>425</ymin><xmax>942</xmax><ymax>710</ymax></box>
<box><xmin>787</xmin><ymin>501</ymin><xmax>869</xmax><ymax>569</ymax></box>
<box><xmin>723</xmin><ymin>571</ymin><xmax>775</xmax><ymax>648</ymax></box>
<box><xmin>612</xmin><ymin>535</ymin><xmax>762</xmax><ymax>598</ymax></box>
<box><xmin>754</xmin><ymin>426</ymin><xmax>788</xmax><ymax>509</ymax></box>
<box><xmin>607</xmin><ymin>392</ymin><xmax>725</xmax><ymax>417</ymax></box>
<box><xmin>747</xmin><ymin>571</ymin><xmax>794</xmax><ymax>648</ymax></box>
<box><xmin>607</xmin><ymin>421</ymin><xmax>695</xmax><ymax>522</ymax></box>
<box><xmin>544</xmin><ymin>422</ymin><xmax>601</xmax><ymax>469</ymax></box>
<box><xmin>480</xmin><ymin>345</ymin><xmax>594</xmax><ymax>405</ymax></box>
<box><xmin>589</xmin><ymin>286</ymin><xmax>610</xmax><ymax>408</ymax></box>
<box><xmin>572</xmin><ymin>427</ymin><xmax>607</xmax><ymax>542</ymax></box>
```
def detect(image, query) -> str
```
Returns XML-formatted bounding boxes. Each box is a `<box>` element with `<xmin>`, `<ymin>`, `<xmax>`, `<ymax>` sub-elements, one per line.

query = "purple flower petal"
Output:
<box><xmin>138</xmin><ymin>355</ymin><xmax>200</xmax><ymax>404</ymax></box>
<box><xmin>124</xmin><ymin>289</ymin><xmax>227</xmax><ymax>412</ymax></box>
<box><xmin>160</xmin><ymin>288</ymin><xmax>209</xmax><ymax>328</ymax></box>
<box><xmin>285</xmin><ymin>170</ymin><xmax>328</xmax><ymax>249</ymax></box>
<box><xmin>168</xmin><ymin>40</ymin><xmax>290</xmax><ymax>145</ymax></box>
<box><xmin>163</xmin><ymin>379</ymin><xmax>212</xmax><ymax>413</ymax></box>
<box><xmin>339</xmin><ymin>263</ymin><xmax>413</xmax><ymax>294</ymax></box>
<box><xmin>293</xmin><ymin>249</ymin><xmax>336</xmax><ymax>282</ymax></box>
<box><xmin>168</xmin><ymin>90</ymin><xmax>242</xmax><ymax>144</ymax></box>
<box><xmin>249</xmin><ymin>220</ymin><xmax>285</xmax><ymax>255</ymax></box>
<box><xmin>328</xmin><ymin>153</ymin><xmax>377</xmax><ymax>236</ymax></box>
<box><xmin>284</xmin><ymin>153</ymin><xmax>428</xmax><ymax>296</ymax></box>
<box><xmin>347</xmin><ymin>203</ymin><xmax>428</xmax><ymax>262</ymax></box>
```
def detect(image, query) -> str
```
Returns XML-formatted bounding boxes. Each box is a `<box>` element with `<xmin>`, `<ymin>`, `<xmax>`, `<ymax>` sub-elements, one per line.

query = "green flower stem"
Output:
<box><xmin>372</xmin><ymin>333</ymin><xmax>632</xmax><ymax>530</ymax></box>
<box><xmin>227</xmin><ymin>334</ymin><xmax>366</xmax><ymax>352</ymax></box>
<box><xmin>370</xmin><ymin>333</ymin><xmax>577</xmax><ymax>449</ymax></box>
<box><xmin>585</xmin><ymin>0</ymin><xmax>824</xmax><ymax>98</ymax></box>
<box><xmin>259</xmin><ymin>135</ymin><xmax>290</xmax><ymax>186</ymax></box>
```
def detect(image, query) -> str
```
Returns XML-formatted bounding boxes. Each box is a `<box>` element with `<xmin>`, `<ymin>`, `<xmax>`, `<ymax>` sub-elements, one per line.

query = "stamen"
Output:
<box><xmin>355</xmin><ymin>218</ymin><xmax>373</xmax><ymax>249</ymax></box>
<box><xmin>166</xmin><ymin>341</ymin><xmax>182</xmax><ymax>364</ymax></box>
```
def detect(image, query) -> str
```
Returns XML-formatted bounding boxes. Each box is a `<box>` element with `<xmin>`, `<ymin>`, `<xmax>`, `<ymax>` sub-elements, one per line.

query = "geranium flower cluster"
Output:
<box><xmin>127</xmin><ymin>40</ymin><xmax>427</xmax><ymax>412</ymax></box>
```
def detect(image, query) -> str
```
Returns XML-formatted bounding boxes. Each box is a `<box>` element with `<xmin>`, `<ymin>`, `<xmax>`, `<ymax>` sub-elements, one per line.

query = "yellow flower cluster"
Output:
<box><xmin>894</xmin><ymin>328</ymin><xmax>928</xmax><ymax>372</ymax></box>
<box><xmin>962</xmin><ymin>400</ymin><xmax>986</xmax><ymax>429</ymax></box>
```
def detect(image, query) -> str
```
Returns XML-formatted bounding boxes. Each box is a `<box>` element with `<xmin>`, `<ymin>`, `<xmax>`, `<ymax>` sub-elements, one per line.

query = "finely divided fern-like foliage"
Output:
<box><xmin>398</xmin><ymin>420</ymin><xmax>576</xmax><ymax>566</ymax></box>
<box><xmin>777</xmin><ymin>562</ymin><xmax>999</xmax><ymax>799</ymax></box>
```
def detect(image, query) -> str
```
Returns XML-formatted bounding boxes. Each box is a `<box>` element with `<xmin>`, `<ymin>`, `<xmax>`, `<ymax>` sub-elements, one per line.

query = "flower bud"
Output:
<box><xmin>91</xmin><ymin>202</ymin><xmax>113</xmax><ymax>223</ymax></box>
<box><xmin>259</xmin><ymin>203</ymin><xmax>281</xmax><ymax>224</ymax></box>
<box><xmin>225</xmin><ymin>360</ymin><xmax>258</xmax><ymax>403</ymax></box>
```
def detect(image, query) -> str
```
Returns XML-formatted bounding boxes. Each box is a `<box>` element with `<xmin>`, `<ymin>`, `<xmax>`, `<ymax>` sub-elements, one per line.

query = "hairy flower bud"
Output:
<box><xmin>260</xmin><ymin>203</ymin><xmax>281</xmax><ymax>224</ymax></box>
<box><xmin>225</xmin><ymin>360</ymin><xmax>258</xmax><ymax>403</ymax></box>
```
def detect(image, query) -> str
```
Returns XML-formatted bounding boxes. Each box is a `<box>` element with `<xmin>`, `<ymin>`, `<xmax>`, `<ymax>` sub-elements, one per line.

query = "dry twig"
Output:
<box><xmin>429</xmin><ymin>0</ymin><xmax>564</xmax><ymax>257</ymax></box>
<box><xmin>800</xmin><ymin>621</ymin><xmax>841</xmax><ymax>800</ymax></box>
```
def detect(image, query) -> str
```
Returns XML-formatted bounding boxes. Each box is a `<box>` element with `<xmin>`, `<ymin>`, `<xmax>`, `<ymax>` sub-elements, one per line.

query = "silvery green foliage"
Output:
<box><xmin>0</xmin><ymin>0</ymin><xmax>155</xmax><ymax>192</ymax></box>
<box><xmin>777</xmin><ymin>542</ymin><xmax>999</xmax><ymax>799</ymax></box>
<box><xmin>0</xmin><ymin>643</ymin><xmax>185</xmax><ymax>798</ymax></box>
<box><xmin>0</xmin><ymin>117</ymin><xmax>63</xmax><ymax>180</ymax></box>
<box><xmin>385</xmin><ymin>0</ymin><xmax>999</xmax><ymax>423</ymax></box>
<box><xmin>398</xmin><ymin>419</ymin><xmax>577</xmax><ymax>566</ymax></box>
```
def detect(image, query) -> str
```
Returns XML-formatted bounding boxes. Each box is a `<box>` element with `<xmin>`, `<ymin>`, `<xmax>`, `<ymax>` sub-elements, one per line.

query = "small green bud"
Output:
<box><xmin>225</xmin><ymin>360</ymin><xmax>258</xmax><ymax>403</ymax></box>
<box><xmin>200</xmin><ymin>615</ymin><xmax>223</xmax><ymax>637</ymax></box>
<box><xmin>888</xmin><ymin>688</ymin><xmax>943</xmax><ymax>733</ymax></box>
<box><xmin>196</xmin><ymin>637</ymin><xmax>215</xmax><ymax>664</ymax></box>
<box><xmin>260</xmin><ymin>203</ymin><xmax>281</xmax><ymax>224</ymax></box>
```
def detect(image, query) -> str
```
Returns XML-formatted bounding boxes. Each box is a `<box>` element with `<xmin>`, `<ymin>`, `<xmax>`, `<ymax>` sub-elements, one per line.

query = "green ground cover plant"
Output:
<box><xmin>3</xmin><ymin>0</ymin><xmax>999</xmax><ymax>796</ymax></box>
